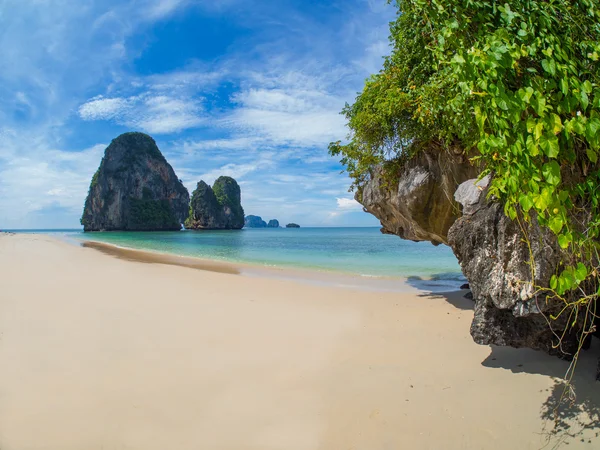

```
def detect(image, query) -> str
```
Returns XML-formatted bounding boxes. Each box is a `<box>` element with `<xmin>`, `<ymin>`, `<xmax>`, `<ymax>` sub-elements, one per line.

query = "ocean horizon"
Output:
<box><xmin>8</xmin><ymin>227</ymin><xmax>465</xmax><ymax>291</ymax></box>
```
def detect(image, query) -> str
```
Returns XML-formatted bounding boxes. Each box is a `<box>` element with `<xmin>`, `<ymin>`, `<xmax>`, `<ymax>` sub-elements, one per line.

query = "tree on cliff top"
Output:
<box><xmin>330</xmin><ymin>0</ymin><xmax>599</xmax><ymax>373</ymax></box>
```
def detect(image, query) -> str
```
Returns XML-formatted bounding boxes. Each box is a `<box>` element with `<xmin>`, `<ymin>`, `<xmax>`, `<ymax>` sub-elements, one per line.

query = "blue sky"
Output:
<box><xmin>0</xmin><ymin>0</ymin><xmax>394</xmax><ymax>229</ymax></box>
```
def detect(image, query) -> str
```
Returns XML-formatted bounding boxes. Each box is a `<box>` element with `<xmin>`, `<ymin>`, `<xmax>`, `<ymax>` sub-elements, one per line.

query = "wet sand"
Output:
<box><xmin>0</xmin><ymin>233</ymin><xmax>598</xmax><ymax>449</ymax></box>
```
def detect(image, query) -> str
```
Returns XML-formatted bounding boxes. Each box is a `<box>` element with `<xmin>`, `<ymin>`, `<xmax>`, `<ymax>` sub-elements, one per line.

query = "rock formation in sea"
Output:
<box><xmin>356</xmin><ymin>150</ymin><xmax>592</xmax><ymax>357</ymax></box>
<box><xmin>286</xmin><ymin>223</ymin><xmax>300</xmax><ymax>228</ymax></box>
<box><xmin>267</xmin><ymin>219</ymin><xmax>280</xmax><ymax>228</ymax></box>
<box><xmin>244</xmin><ymin>215</ymin><xmax>267</xmax><ymax>228</ymax></box>
<box><xmin>185</xmin><ymin>176</ymin><xmax>245</xmax><ymax>230</ymax></box>
<box><xmin>81</xmin><ymin>132</ymin><xmax>189</xmax><ymax>231</ymax></box>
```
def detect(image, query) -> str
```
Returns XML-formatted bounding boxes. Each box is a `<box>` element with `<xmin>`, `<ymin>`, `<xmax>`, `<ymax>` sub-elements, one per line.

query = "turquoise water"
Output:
<box><xmin>10</xmin><ymin>228</ymin><xmax>464</xmax><ymax>288</ymax></box>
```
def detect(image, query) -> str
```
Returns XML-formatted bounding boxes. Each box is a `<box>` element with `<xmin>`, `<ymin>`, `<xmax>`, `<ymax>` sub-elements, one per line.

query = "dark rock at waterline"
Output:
<box><xmin>245</xmin><ymin>215</ymin><xmax>267</xmax><ymax>228</ymax></box>
<box><xmin>464</xmin><ymin>291</ymin><xmax>473</xmax><ymax>300</ymax></box>
<box><xmin>460</xmin><ymin>283</ymin><xmax>470</xmax><ymax>290</ymax></box>
<box><xmin>267</xmin><ymin>219</ymin><xmax>280</xmax><ymax>228</ymax></box>
<box><xmin>81</xmin><ymin>132</ymin><xmax>189</xmax><ymax>231</ymax></box>
<box><xmin>286</xmin><ymin>223</ymin><xmax>300</xmax><ymax>228</ymax></box>
<box><xmin>185</xmin><ymin>176</ymin><xmax>245</xmax><ymax>230</ymax></box>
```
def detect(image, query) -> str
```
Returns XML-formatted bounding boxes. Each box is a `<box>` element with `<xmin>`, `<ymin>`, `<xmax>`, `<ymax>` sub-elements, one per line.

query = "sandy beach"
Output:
<box><xmin>0</xmin><ymin>233</ymin><xmax>598</xmax><ymax>450</ymax></box>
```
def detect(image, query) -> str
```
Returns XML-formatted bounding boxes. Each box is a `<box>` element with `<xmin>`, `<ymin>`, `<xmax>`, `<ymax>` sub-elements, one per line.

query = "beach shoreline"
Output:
<box><xmin>1</xmin><ymin>233</ymin><xmax>598</xmax><ymax>449</ymax></box>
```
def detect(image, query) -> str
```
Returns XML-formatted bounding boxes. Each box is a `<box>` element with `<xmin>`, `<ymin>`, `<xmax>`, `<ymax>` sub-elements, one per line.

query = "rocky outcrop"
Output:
<box><xmin>358</xmin><ymin>148</ymin><xmax>479</xmax><ymax>245</ymax></box>
<box><xmin>448</xmin><ymin>178</ymin><xmax>582</xmax><ymax>356</ymax></box>
<box><xmin>185</xmin><ymin>176</ymin><xmax>244</xmax><ymax>230</ymax></box>
<box><xmin>356</xmin><ymin>148</ymin><xmax>588</xmax><ymax>358</ymax></box>
<box><xmin>244</xmin><ymin>215</ymin><xmax>267</xmax><ymax>228</ymax></box>
<box><xmin>267</xmin><ymin>219</ymin><xmax>280</xmax><ymax>228</ymax></box>
<box><xmin>286</xmin><ymin>223</ymin><xmax>300</xmax><ymax>228</ymax></box>
<box><xmin>81</xmin><ymin>132</ymin><xmax>189</xmax><ymax>231</ymax></box>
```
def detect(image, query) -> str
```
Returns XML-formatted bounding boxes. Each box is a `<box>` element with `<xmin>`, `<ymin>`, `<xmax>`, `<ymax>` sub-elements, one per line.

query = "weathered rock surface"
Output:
<box><xmin>356</xmin><ymin>148</ymin><xmax>588</xmax><ymax>358</ymax></box>
<box><xmin>185</xmin><ymin>176</ymin><xmax>244</xmax><ymax>230</ymax></box>
<box><xmin>81</xmin><ymin>132</ymin><xmax>189</xmax><ymax>231</ymax></box>
<box><xmin>448</xmin><ymin>179</ymin><xmax>581</xmax><ymax>356</ymax></box>
<box><xmin>267</xmin><ymin>219</ymin><xmax>280</xmax><ymax>228</ymax></box>
<box><xmin>358</xmin><ymin>148</ymin><xmax>479</xmax><ymax>245</ymax></box>
<box><xmin>286</xmin><ymin>223</ymin><xmax>300</xmax><ymax>228</ymax></box>
<box><xmin>245</xmin><ymin>215</ymin><xmax>267</xmax><ymax>228</ymax></box>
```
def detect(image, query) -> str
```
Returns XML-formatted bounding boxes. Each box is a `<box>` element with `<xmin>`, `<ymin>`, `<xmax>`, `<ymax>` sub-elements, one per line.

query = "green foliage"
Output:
<box><xmin>127</xmin><ymin>188</ymin><xmax>180</xmax><ymax>231</ymax></box>
<box><xmin>331</xmin><ymin>0</ymin><xmax>600</xmax><ymax>354</ymax></box>
<box><xmin>90</xmin><ymin>168</ymin><xmax>100</xmax><ymax>188</ymax></box>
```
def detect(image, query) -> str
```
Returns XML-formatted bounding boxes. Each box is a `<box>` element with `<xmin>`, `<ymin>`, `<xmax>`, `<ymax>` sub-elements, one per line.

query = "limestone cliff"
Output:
<box><xmin>359</xmin><ymin>148</ymin><xmax>479</xmax><ymax>245</ymax></box>
<box><xmin>448</xmin><ymin>178</ymin><xmax>584</xmax><ymax>356</ymax></box>
<box><xmin>356</xmin><ymin>148</ymin><xmax>590</xmax><ymax>358</ymax></box>
<box><xmin>81</xmin><ymin>132</ymin><xmax>189</xmax><ymax>231</ymax></box>
<box><xmin>267</xmin><ymin>219</ymin><xmax>280</xmax><ymax>228</ymax></box>
<box><xmin>185</xmin><ymin>177</ymin><xmax>244</xmax><ymax>230</ymax></box>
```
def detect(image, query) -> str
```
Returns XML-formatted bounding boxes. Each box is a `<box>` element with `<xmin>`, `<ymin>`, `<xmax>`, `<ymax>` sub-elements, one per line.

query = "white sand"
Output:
<box><xmin>0</xmin><ymin>233</ymin><xmax>598</xmax><ymax>449</ymax></box>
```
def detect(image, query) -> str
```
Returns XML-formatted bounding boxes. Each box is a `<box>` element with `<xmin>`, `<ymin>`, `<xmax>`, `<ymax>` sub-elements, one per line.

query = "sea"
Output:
<box><xmin>8</xmin><ymin>227</ymin><xmax>466</xmax><ymax>292</ymax></box>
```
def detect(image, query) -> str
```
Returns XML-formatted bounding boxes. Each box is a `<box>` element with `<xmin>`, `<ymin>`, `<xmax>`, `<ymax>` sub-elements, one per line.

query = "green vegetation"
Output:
<box><xmin>127</xmin><ymin>188</ymin><xmax>180</xmax><ymax>230</ymax></box>
<box><xmin>330</xmin><ymin>0</ymin><xmax>599</xmax><ymax>363</ymax></box>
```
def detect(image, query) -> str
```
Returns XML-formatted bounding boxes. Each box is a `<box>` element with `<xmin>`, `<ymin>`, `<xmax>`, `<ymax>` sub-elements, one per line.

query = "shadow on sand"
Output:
<box><xmin>484</xmin><ymin>343</ymin><xmax>600</xmax><ymax>448</ymax></box>
<box><xmin>420</xmin><ymin>289</ymin><xmax>600</xmax><ymax>447</ymax></box>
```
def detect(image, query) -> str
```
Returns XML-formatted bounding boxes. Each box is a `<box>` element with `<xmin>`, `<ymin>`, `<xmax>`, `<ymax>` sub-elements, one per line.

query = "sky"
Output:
<box><xmin>0</xmin><ymin>0</ymin><xmax>395</xmax><ymax>229</ymax></box>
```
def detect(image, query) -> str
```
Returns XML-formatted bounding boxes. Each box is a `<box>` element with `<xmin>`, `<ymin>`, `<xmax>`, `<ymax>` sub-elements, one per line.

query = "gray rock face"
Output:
<box><xmin>448</xmin><ymin>180</ymin><xmax>580</xmax><ymax>356</ymax></box>
<box><xmin>358</xmin><ymin>148</ymin><xmax>479</xmax><ymax>245</ymax></box>
<box><xmin>185</xmin><ymin>177</ymin><xmax>245</xmax><ymax>230</ymax></box>
<box><xmin>245</xmin><ymin>215</ymin><xmax>267</xmax><ymax>228</ymax></box>
<box><xmin>81</xmin><ymin>132</ymin><xmax>189</xmax><ymax>231</ymax></box>
<box><xmin>267</xmin><ymin>219</ymin><xmax>280</xmax><ymax>228</ymax></box>
<box><xmin>356</xmin><ymin>149</ymin><xmax>587</xmax><ymax>358</ymax></box>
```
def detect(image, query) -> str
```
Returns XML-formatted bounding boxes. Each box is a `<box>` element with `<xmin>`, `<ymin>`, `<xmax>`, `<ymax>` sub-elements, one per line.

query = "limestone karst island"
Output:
<box><xmin>1</xmin><ymin>1</ymin><xmax>599</xmax><ymax>449</ymax></box>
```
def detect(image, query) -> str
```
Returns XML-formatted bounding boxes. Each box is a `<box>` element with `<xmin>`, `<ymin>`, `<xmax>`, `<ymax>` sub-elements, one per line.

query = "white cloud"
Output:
<box><xmin>0</xmin><ymin>133</ymin><xmax>105</xmax><ymax>228</ymax></box>
<box><xmin>78</xmin><ymin>94</ymin><xmax>204</xmax><ymax>134</ymax></box>
<box><xmin>336</xmin><ymin>197</ymin><xmax>363</xmax><ymax>210</ymax></box>
<box><xmin>78</xmin><ymin>96</ymin><xmax>128</xmax><ymax>121</ymax></box>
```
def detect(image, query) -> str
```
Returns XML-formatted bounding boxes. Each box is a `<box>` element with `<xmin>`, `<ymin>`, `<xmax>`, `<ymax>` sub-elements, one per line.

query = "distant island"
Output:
<box><xmin>185</xmin><ymin>177</ymin><xmax>244</xmax><ymax>230</ymax></box>
<box><xmin>244</xmin><ymin>216</ymin><xmax>282</xmax><ymax>228</ymax></box>
<box><xmin>81</xmin><ymin>132</ymin><xmax>189</xmax><ymax>231</ymax></box>
<box><xmin>285</xmin><ymin>223</ymin><xmax>300</xmax><ymax>228</ymax></box>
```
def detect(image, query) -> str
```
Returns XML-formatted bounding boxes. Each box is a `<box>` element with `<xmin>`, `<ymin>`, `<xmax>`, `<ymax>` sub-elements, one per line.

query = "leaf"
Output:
<box><xmin>575</xmin><ymin>263</ymin><xmax>588</xmax><ymax>283</ymax></box>
<box><xmin>561</xmin><ymin>267</ymin><xmax>576</xmax><ymax>291</ymax></box>
<box><xmin>585</xmin><ymin>118</ymin><xmax>600</xmax><ymax>142</ymax></box>
<box><xmin>542</xmin><ymin>161</ymin><xmax>561</xmax><ymax>186</ymax></box>
<box><xmin>548</xmin><ymin>215</ymin><xmax>564</xmax><ymax>234</ymax></box>
<box><xmin>539</xmin><ymin>134</ymin><xmax>560</xmax><ymax>158</ymax></box>
<box><xmin>541</xmin><ymin>59</ymin><xmax>556</xmax><ymax>76</ymax></box>
<box><xmin>560</xmin><ymin>78</ymin><xmax>569</xmax><ymax>95</ymax></box>
<box><xmin>587</xmin><ymin>148</ymin><xmax>598</xmax><ymax>163</ymax></box>
<box><xmin>582</xmin><ymin>80</ymin><xmax>593</xmax><ymax>94</ymax></box>
<box><xmin>558</xmin><ymin>233</ymin><xmax>571</xmax><ymax>249</ymax></box>
<box><xmin>519</xmin><ymin>194</ymin><xmax>533</xmax><ymax>212</ymax></box>
<box><xmin>535</xmin><ymin>121</ymin><xmax>544</xmax><ymax>141</ymax></box>
<box><xmin>533</xmin><ymin>188</ymin><xmax>552</xmax><ymax>211</ymax></box>
<box><xmin>533</xmin><ymin>96</ymin><xmax>546</xmax><ymax>116</ymax></box>
<box><xmin>526</xmin><ymin>135</ymin><xmax>539</xmax><ymax>156</ymax></box>
<box><xmin>452</xmin><ymin>54</ymin><xmax>466</xmax><ymax>64</ymax></box>
<box><xmin>581</xmin><ymin>90</ymin><xmax>589</xmax><ymax>110</ymax></box>
<box><xmin>550</xmin><ymin>275</ymin><xmax>558</xmax><ymax>290</ymax></box>
<box><xmin>550</xmin><ymin>114</ymin><xmax>562</xmax><ymax>135</ymax></box>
